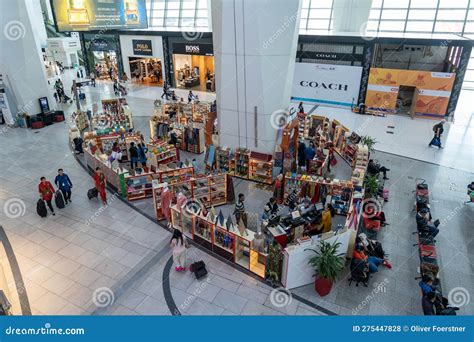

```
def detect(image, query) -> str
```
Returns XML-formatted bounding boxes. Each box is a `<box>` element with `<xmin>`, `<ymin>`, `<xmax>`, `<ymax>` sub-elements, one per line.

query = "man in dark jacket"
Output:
<box><xmin>367</xmin><ymin>159</ymin><xmax>390</xmax><ymax>180</ymax></box>
<box><xmin>54</xmin><ymin>169</ymin><xmax>73</xmax><ymax>205</ymax></box>
<box><xmin>422</xmin><ymin>292</ymin><xmax>436</xmax><ymax>315</ymax></box>
<box><xmin>416</xmin><ymin>209</ymin><xmax>439</xmax><ymax>238</ymax></box>
<box><xmin>429</xmin><ymin>120</ymin><xmax>445</xmax><ymax>148</ymax></box>
<box><xmin>129</xmin><ymin>142</ymin><xmax>139</xmax><ymax>170</ymax></box>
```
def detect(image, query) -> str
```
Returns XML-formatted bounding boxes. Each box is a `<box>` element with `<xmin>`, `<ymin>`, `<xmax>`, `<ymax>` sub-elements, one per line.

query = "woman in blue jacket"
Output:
<box><xmin>54</xmin><ymin>169</ymin><xmax>73</xmax><ymax>204</ymax></box>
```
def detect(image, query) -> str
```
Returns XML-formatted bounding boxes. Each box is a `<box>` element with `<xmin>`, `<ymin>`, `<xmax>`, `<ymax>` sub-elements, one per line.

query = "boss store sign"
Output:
<box><xmin>132</xmin><ymin>40</ymin><xmax>153</xmax><ymax>56</ymax></box>
<box><xmin>173</xmin><ymin>43</ymin><xmax>213</xmax><ymax>56</ymax></box>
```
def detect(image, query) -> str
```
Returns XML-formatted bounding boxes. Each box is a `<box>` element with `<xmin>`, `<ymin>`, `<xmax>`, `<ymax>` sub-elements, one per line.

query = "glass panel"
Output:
<box><xmin>406</xmin><ymin>21</ymin><xmax>434</xmax><ymax>32</ymax></box>
<box><xmin>154</xmin><ymin>0</ymin><xmax>166</xmax><ymax>10</ymax></box>
<box><xmin>196</xmin><ymin>9</ymin><xmax>207</xmax><ymax>17</ymax></box>
<box><xmin>302</xmin><ymin>0</ymin><xmax>310</xmax><ymax>8</ymax></box>
<box><xmin>167</xmin><ymin>0</ymin><xmax>180</xmax><ymax>10</ymax></box>
<box><xmin>379</xmin><ymin>20</ymin><xmax>405</xmax><ymax>31</ymax></box>
<box><xmin>372</xmin><ymin>0</ymin><xmax>383</xmax><ymax>8</ymax></box>
<box><xmin>309</xmin><ymin>9</ymin><xmax>332</xmax><ymax>19</ymax></box>
<box><xmin>310</xmin><ymin>0</ymin><xmax>333</xmax><ymax>8</ymax></box>
<box><xmin>166</xmin><ymin>9</ymin><xmax>179</xmax><ymax>17</ymax></box>
<box><xmin>300</xmin><ymin>19</ymin><xmax>308</xmax><ymax>29</ymax></box>
<box><xmin>198</xmin><ymin>0</ymin><xmax>207</xmax><ymax>9</ymax></box>
<box><xmin>182</xmin><ymin>9</ymin><xmax>195</xmax><ymax>17</ymax></box>
<box><xmin>366</xmin><ymin>20</ymin><xmax>379</xmax><ymax>31</ymax></box>
<box><xmin>307</xmin><ymin>19</ymin><xmax>330</xmax><ymax>30</ymax></box>
<box><xmin>180</xmin><ymin>18</ymin><xmax>195</xmax><ymax>27</ymax></box>
<box><xmin>182</xmin><ymin>0</ymin><xmax>196</xmax><ymax>10</ymax></box>
<box><xmin>381</xmin><ymin>9</ymin><xmax>408</xmax><ymax>20</ymax></box>
<box><xmin>434</xmin><ymin>21</ymin><xmax>464</xmax><ymax>33</ymax></box>
<box><xmin>195</xmin><ymin>18</ymin><xmax>208</xmax><ymax>27</ymax></box>
<box><xmin>408</xmin><ymin>10</ymin><xmax>436</xmax><ymax>20</ymax></box>
<box><xmin>438</xmin><ymin>0</ymin><xmax>468</xmax><ymax>8</ymax></box>
<box><xmin>382</xmin><ymin>0</ymin><xmax>409</xmax><ymax>8</ymax></box>
<box><xmin>464</xmin><ymin>70</ymin><xmax>474</xmax><ymax>82</ymax></box>
<box><xmin>152</xmin><ymin>17</ymin><xmax>164</xmax><ymax>27</ymax></box>
<box><xmin>301</xmin><ymin>8</ymin><xmax>309</xmax><ymax>19</ymax></box>
<box><xmin>463</xmin><ymin>21</ymin><xmax>474</xmax><ymax>32</ymax></box>
<box><xmin>152</xmin><ymin>9</ymin><xmax>165</xmax><ymax>17</ymax></box>
<box><xmin>165</xmin><ymin>17</ymin><xmax>179</xmax><ymax>26</ymax></box>
<box><xmin>467</xmin><ymin>9</ymin><xmax>474</xmax><ymax>20</ymax></box>
<box><xmin>369</xmin><ymin>9</ymin><xmax>381</xmax><ymax>20</ymax></box>
<box><xmin>437</xmin><ymin>10</ymin><xmax>467</xmax><ymax>20</ymax></box>
<box><xmin>410</xmin><ymin>0</ymin><xmax>438</xmax><ymax>8</ymax></box>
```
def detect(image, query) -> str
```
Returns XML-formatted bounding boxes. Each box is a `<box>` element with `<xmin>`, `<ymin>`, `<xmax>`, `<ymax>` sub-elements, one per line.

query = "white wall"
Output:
<box><xmin>25</xmin><ymin>0</ymin><xmax>48</xmax><ymax>48</ymax></box>
<box><xmin>119</xmin><ymin>35</ymin><xmax>165</xmax><ymax>80</ymax></box>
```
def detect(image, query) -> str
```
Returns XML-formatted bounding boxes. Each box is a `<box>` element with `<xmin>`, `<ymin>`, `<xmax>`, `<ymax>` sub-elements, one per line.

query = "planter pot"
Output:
<box><xmin>315</xmin><ymin>277</ymin><xmax>333</xmax><ymax>297</ymax></box>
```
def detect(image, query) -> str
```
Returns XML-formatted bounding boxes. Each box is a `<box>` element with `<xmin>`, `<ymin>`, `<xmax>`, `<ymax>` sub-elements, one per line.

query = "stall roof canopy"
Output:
<box><xmin>299</xmin><ymin>30</ymin><xmax>472</xmax><ymax>46</ymax></box>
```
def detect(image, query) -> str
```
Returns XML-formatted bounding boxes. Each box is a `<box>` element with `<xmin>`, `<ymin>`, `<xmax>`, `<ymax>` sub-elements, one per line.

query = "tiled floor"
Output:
<box><xmin>0</xmin><ymin>70</ymin><xmax>472</xmax><ymax>316</ymax></box>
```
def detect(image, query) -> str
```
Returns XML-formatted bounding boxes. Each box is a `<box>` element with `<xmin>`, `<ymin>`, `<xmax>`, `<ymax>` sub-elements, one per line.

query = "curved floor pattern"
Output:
<box><xmin>163</xmin><ymin>256</ymin><xmax>180</xmax><ymax>316</ymax></box>
<box><xmin>0</xmin><ymin>225</ymin><xmax>31</xmax><ymax>315</ymax></box>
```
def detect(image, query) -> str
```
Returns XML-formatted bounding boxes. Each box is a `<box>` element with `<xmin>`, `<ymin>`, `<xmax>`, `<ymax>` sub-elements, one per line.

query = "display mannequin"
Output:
<box><xmin>161</xmin><ymin>182</ymin><xmax>172</xmax><ymax>226</ymax></box>
<box><xmin>252</xmin><ymin>223</ymin><xmax>266</xmax><ymax>253</ymax></box>
<box><xmin>273</xmin><ymin>174</ymin><xmax>284</xmax><ymax>204</ymax></box>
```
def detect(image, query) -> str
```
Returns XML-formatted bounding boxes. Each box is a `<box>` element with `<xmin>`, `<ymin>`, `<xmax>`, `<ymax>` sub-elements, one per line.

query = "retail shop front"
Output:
<box><xmin>119</xmin><ymin>35</ymin><xmax>165</xmax><ymax>86</ymax></box>
<box><xmin>169</xmin><ymin>40</ymin><xmax>215</xmax><ymax>92</ymax></box>
<box><xmin>82</xmin><ymin>33</ymin><xmax>123</xmax><ymax>81</ymax></box>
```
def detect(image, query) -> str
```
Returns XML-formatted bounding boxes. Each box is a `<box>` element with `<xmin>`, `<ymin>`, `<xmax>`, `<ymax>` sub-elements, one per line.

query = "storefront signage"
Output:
<box><xmin>291</xmin><ymin>63</ymin><xmax>362</xmax><ymax>107</ymax></box>
<box><xmin>132</xmin><ymin>39</ymin><xmax>153</xmax><ymax>56</ymax></box>
<box><xmin>173</xmin><ymin>43</ymin><xmax>213</xmax><ymax>56</ymax></box>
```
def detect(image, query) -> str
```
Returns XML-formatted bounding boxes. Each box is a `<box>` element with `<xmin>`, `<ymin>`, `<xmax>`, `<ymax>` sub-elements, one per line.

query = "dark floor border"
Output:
<box><xmin>0</xmin><ymin>225</ymin><xmax>31</xmax><ymax>315</ymax></box>
<box><xmin>73</xmin><ymin>150</ymin><xmax>337</xmax><ymax>316</ymax></box>
<box><xmin>163</xmin><ymin>256</ymin><xmax>180</xmax><ymax>316</ymax></box>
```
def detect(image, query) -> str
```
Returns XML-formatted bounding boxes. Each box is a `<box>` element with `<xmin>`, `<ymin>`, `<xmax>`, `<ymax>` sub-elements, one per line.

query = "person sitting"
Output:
<box><xmin>416</xmin><ymin>208</ymin><xmax>439</xmax><ymax>238</ymax></box>
<box><xmin>467</xmin><ymin>182</ymin><xmax>474</xmax><ymax>202</ymax></box>
<box><xmin>419</xmin><ymin>275</ymin><xmax>437</xmax><ymax>296</ymax></box>
<box><xmin>353</xmin><ymin>245</ymin><xmax>391</xmax><ymax>273</ymax></box>
<box><xmin>262</xmin><ymin>197</ymin><xmax>278</xmax><ymax>220</ymax></box>
<box><xmin>367</xmin><ymin>159</ymin><xmax>390</xmax><ymax>180</ymax></box>
<box><xmin>422</xmin><ymin>292</ymin><xmax>437</xmax><ymax>315</ymax></box>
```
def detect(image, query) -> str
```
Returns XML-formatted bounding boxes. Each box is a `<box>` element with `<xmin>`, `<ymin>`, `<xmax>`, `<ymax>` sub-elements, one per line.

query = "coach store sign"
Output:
<box><xmin>173</xmin><ymin>43</ymin><xmax>213</xmax><ymax>56</ymax></box>
<box><xmin>132</xmin><ymin>40</ymin><xmax>153</xmax><ymax>56</ymax></box>
<box><xmin>291</xmin><ymin>63</ymin><xmax>363</xmax><ymax>108</ymax></box>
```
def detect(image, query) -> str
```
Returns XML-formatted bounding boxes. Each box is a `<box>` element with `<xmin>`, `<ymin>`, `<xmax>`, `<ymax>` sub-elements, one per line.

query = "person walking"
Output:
<box><xmin>428</xmin><ymin>119</ymin><xmax>445</xmax><ymax>149</ymax></box>
<box><xmin>94</xmin><ymin>167</ymin><xmax>107</xmax><ymax>205</ymax></box>
<box><xmin>188</xmin><ymin>90</ymin><xmax>194</xmax><ymax>103</ymax></box>
<box><xmin>129</xmin><ymin>142</ymin><xmax>139</xmax><ymax>170</ymax></box>
<box><xmin>38</xmin><ymin>177</ymin><xmax>56</xmax><ymax>216</ymax></box>
<box><xmin>170</xmin><ymin>229</ymin><xmax>188</xmax><ymax>271</ymax></box>
<box><xmin>298</xmin><ymin>101</ymin><xmax>304</xmax><ymax>114</ymax></box>
<box><xmin>161</xmin><ymin>82</ymin><xmax>169</xmax><ymax>99</ymax></box>
<box><xmin>54</xmin><ymin>169</ymin><xmax>73</xmax><ymax>205</ymax></box>
<box><xmin>90</xmin><ymin>71</ymin><xmax>96</xmax><ymax>87</ymax></box>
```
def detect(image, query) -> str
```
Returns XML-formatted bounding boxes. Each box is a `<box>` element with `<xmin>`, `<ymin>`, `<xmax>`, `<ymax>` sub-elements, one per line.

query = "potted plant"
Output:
<box><xmin>360</xmin><ymin>135</ymin><xmax>377</xmax><ymax>153</ymax></box>
<box><xmin>306</xmin><ymin>240</ymin><xmax>345</xmax><ymax>296</ymax></box>
<box><xmin>364</xmin><ymin>174</ymin><xmax>379</xmax><ymax>198</ymax></box>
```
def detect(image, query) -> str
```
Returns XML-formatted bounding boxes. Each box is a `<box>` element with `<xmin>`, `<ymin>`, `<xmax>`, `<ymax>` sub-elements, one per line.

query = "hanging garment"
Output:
<box><xmin>161</xmin><ymin>188</ymin><xmax>172</xmax><ymax>221</ymax></box>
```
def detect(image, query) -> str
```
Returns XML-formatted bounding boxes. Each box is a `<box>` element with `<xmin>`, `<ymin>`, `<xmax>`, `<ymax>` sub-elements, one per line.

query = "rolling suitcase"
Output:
<box><xmin>55</xmin><ymin>190</ymin><xmax>65</xmax><ymax>209</ymax></box>
<box><xmin>87</xmin><ymin>188</ymin><xmax>98</xmax><ymax>200</ymax></box>
<box><xmin>36</xmin><ymin>199</ymin><xmax>47</xmax><ymax>217</ymax></box>
<box><xmin>189</xmin><ymin>261</ymin><xmax>207</xmax><ymax>279</ymax></box>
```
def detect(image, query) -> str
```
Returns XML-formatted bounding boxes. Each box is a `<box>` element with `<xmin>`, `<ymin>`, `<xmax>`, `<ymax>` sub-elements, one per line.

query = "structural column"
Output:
<box><xmin>211</xmin><ymin>0</ymin><xmax>301</xmax><ymax>154</ymax></box>
<box><xmin>0</xmin><ymin>0</ymin><xmax>53</xmax><ymax>124</ymax></box>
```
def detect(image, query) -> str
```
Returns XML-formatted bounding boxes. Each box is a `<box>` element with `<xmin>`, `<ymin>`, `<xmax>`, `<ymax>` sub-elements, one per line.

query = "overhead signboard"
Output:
<box><xmin>132</xmin><ymin>39</ymin><xmax>152</xmax><ymax>56</ymax></box>
<box><xmin>51</xmin><ymin>0</ymin><xmax>148</xmax><ymax>32</ymax></box>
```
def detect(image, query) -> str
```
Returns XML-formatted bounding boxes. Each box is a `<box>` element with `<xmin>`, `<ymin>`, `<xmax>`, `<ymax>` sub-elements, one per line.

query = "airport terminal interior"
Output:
<box><xmin>0</xmin><ymin>0</ymin><xmax>473</xmax><ymax>317</ymax></box>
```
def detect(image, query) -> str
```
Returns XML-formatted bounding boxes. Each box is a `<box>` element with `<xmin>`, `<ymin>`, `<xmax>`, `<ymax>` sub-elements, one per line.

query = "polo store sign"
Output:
<box><xmin>132</xmin><ymin>39</ymin><xmax>153</xmax><ymax>56</ymax></box>
<box><xmin>291</xmin><ymin>63</ymin><xmax>363</xmax><ymax>107</ymax></box>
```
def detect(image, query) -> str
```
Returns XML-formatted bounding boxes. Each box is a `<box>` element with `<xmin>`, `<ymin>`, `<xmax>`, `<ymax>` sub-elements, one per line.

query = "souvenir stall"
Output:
<box><xmin>71</xmin><ymin>111</ymin><xmax>89</xmax><ymax>131</ymax></box>
<box><xmin>170</xmin><ymin>202</ymin><xmax>268</xmax><ymax>278</ymax></box>
<box><xmin>146</xmin><ymin>140</ymin><xmax>178</xmax><ymax>171</ymax></box>
<box><xmin>84</xmin><ymin>132</ymin><xmax>142</xmax><ymax>164</ymax></box>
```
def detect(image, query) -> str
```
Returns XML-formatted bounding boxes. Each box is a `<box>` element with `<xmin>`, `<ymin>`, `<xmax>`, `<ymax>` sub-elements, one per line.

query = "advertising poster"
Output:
<box><xmin>52</xmin><ymin>0</ymin><xmax>148</xmax><ymax>32</ymax></box>
<box><xmin>291</xmin><ymin>63</ymin><xmax>363</xmax><ymax>108</ymax></box>
<box><xmin>365</xmin><ymin>68</ymin><xmax>455</xmax><ymax>117</ymax></box>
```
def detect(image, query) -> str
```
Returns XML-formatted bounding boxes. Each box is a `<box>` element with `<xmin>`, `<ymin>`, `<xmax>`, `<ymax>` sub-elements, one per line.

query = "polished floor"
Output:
<box><xmin>0</xmin><ymin>72</ymin><xmax>472</xmax><ymax>316</ymax></box>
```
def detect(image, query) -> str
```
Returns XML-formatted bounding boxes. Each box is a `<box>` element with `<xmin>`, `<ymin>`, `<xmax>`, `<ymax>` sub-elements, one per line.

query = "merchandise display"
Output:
<box><xmin>146</xmin><ymin>140</ymin><xmax>178</xmax><ymax>170</ymax></box>
<box><xmin>233</xmin><ymin>148</ymin><xmax>251</xmax><ymax>179</ymax></box>
<box><xmin>216</xmin><ymin>147</ymin><xmax>231</xmax><ymax>173</ymax></box>
<box><xmin>72</xmin><ymin>111</ymin><xmax>89</xmax><ymax>131</ymax></box>
<box><xmin>248</xmin><ymin>152</ymin><xmax>274</xmax><ymax>184</ymax></box>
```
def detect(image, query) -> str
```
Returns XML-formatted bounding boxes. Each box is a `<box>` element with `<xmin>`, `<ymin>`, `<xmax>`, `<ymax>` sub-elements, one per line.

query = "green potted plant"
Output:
<box><xmin>364</xmin><ymin>174</ymin><xmax>379</xmax><ymax>198</ymax></box>
<box><xmin>306</xmin><ymin>240</ymin><xmax>345</xmax><ymax>296</ymax></box>
<box><xmin>360</xmin><ymin>135</ymin><xmax>377</xmax><ymax>153</ymax></box>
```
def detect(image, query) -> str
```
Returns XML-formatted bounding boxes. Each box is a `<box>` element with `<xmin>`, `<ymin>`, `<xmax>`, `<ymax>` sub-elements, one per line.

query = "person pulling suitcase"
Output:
<box><xmin>38</xmin><ymin>177</ymin><xmax>55</xmax><ymax>216</ymax></box>
<box><xmin>54</xmin><ymin>168</ymin><xmax>73</xmax><ymax>205</ymax></box>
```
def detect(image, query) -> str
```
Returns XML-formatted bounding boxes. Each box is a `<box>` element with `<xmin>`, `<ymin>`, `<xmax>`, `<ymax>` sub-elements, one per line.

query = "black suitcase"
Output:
<box><xmin>55</xmin><ymin>190</ymin><xmax>65</xmax><ymax>209</ymax></box>
<box><xmin>190</xmin><ymin>261</ymin><xmax>207</xmax><ymax>279</ymax></box>
<box><xmin>87</xmin><ymin>188</ymin><xmax>98</xmax><ymax>200</ymax></box>
<box><xmin>36</xmin><ymin>199</ymin><xmax>47</xmax><ymax>217</ymax></box>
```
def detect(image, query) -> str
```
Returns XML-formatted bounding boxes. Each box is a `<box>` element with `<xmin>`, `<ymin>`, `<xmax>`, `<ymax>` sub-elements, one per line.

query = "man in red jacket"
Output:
<box><xmin>38</xmin><ymin>177</ymin><xmax>55</xmax><ymax>216</ymax></box>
